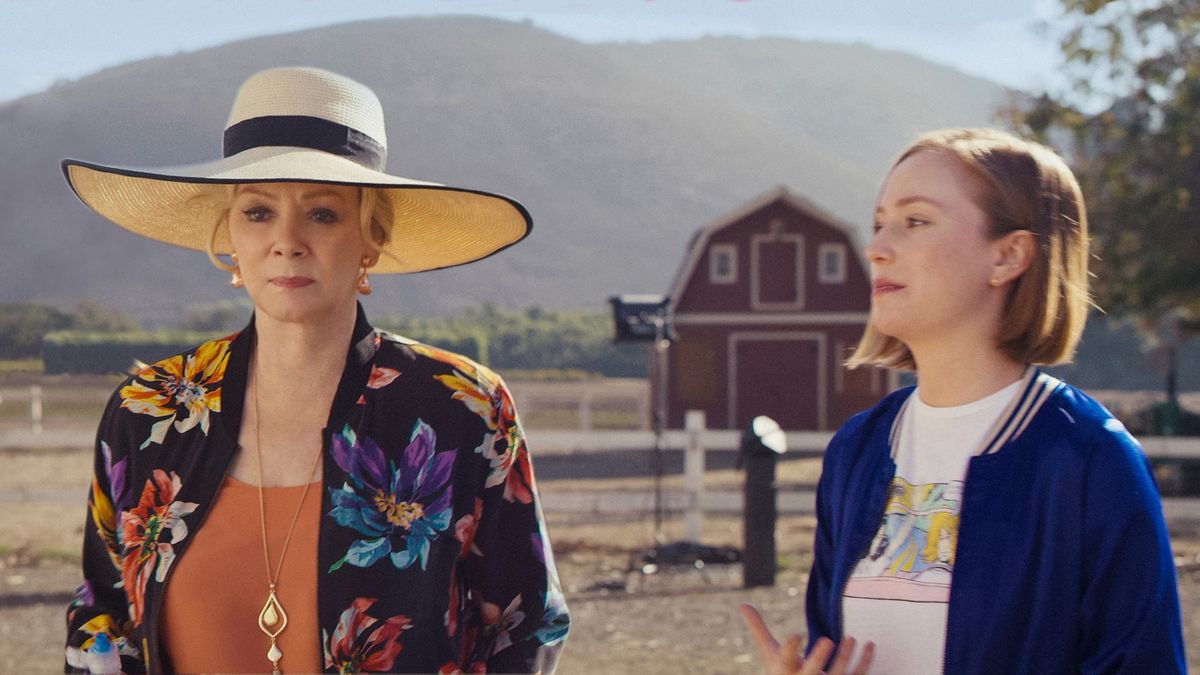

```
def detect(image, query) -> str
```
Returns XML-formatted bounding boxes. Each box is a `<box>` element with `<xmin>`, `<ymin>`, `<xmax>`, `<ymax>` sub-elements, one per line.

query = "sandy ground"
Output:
<box><xmin>3</xmin><ymin>511</ymin><xmax>1199</xmax><ymax>674</ymax></box>
<box><xmin>2</xmin><ymin>444</ymin><xmax>1199</xmax><ymax>673</ymax></box>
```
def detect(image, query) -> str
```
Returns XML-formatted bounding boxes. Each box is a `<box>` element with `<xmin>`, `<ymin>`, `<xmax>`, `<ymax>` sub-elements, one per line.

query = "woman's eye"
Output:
<box><xmin>906</xmin><ymin>216</ymin><xmax>929</xmax><ymax>228</ymax></box>
<box><xmin>871</xmin><ymin>222</ymin><xmax>883</xmax><ymax>234</ymax></box>
<box><xmin>310</xmin><ymin>207</ymin><xmax>340</xmax><ymax>224</ymax></box>
<box><xmin>241</xmin><ymin>206</ymin><xmax>272</xmax><ymax>222</ymax></box>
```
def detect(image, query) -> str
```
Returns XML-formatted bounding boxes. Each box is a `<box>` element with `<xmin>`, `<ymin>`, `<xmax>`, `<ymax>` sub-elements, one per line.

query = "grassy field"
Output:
<box><xmin>5</xmin><ymin>370</ymin><xmax>1200</xmax><ymax>433</ymax></box>
<box><xmin>0</xmin><ymin>359</ymin><xmax>41</xmax><ymax>373</ymax></box>
<box><xmin>0</xmin><ymin>373</ymin><xmax>649</xmax><ymax>432</ymax></box>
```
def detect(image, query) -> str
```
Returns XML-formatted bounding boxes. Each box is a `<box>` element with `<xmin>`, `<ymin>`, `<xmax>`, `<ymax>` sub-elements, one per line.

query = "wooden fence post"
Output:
<box><xmin>31</xmin><ymin>385</ymin><xmax>43</xmax><ymax>434</ymax></box>
<box><xmin>684</xmin><ymin>409</ymin><xmax>706</xmax><ymax>542</ymax></box>
<box><xmin>579</xmin><ymin>390</ymin><xmax>593</xmax><ymax>431</ymax></box>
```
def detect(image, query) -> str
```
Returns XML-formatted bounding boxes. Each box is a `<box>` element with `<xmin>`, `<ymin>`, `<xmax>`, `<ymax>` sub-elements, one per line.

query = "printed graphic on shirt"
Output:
<box><xmin>844</xmin><ymin>477</ymin><xmax>961</xmax><ymax>603</ymax></box>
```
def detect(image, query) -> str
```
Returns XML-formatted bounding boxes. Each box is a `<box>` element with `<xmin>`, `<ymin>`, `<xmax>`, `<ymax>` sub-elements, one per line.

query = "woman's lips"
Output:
<box><xmin>270</xmin><ymin>276</ymin><xmax>314</xmax><ymax>288</ymax></box>
<box><xmin>872</xmin><ymin>279</ymin><xmax>905</xmax><ymax>296</ymax></box>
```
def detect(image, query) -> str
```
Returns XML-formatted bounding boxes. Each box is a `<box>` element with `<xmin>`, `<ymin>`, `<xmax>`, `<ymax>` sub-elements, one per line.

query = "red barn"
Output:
<box><xmin>662</xmin><ymin>187</ymin><xmax>894</xmax><ymax>431</ymax></box>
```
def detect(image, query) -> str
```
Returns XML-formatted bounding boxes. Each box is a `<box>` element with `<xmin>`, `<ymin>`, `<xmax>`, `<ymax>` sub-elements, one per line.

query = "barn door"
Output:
<box><xmin>730</xmin><ymin>333</ymin><xmax>824</xmax><ymax>430</ymax></box>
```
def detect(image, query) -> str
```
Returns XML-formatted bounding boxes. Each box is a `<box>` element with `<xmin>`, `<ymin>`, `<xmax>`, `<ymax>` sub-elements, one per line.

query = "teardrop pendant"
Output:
<box><xmin>263</xmin><ymin>603</ymin><xmax>279</xmax><ymax>627</ymax></box>
<box><xmin>268</xmin><ymin>638</ymin><xmax>283</xmax><ymax>674</ymax></box>
<box><xmin>258</xmin><ymin>589</ymin><xmax>289</xmax><ymax>638</ymax></box>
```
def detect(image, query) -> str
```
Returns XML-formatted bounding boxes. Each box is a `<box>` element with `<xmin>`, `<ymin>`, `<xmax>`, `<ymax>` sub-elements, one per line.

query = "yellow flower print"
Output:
<box><xmin>404</xmin><ymin>342</ymin><xmax>496</xmax><ymax>390</ymax></box>
<box><xmin>89</xmin><ymin>477</ymin><xmax>118</xmax><ymax>565</ymax></box>
<box><xmin>434</xmin><ymin>371</ymin><xmax>499</xmax><ymax>425</ymax></box>
<box><xmin>120</xmin><ymin>338</ymin><xmax>230</xmax><ymax>449</ymax></box>
<box><xmin>405</xmin><ymin>342</ymin><xmax>530</xmax><ymax>502</ymax></box>
<box><xmin>64</xmin><ymin>614</ymin><xmax>139</xmax><ymax>672</ymax></box>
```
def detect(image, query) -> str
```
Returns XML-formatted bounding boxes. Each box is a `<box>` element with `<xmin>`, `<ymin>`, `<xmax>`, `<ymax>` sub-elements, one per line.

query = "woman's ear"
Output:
<box><xmin>362</xmin><ymin>213</ymin><xmax>389</xmax><ymax>268</ymax></box>
<box><xmin>991</xmin><ymin>230</ymin><xmax>1035</xmax><ymax>286</ymax></box>
<box><xmin>358</xmin><ymin>241</ymin><xmax>380</xmax><ymax>268</ymax></box>
<box><xmin>359</xmin><ymin>221</ymin><xmax>384</xmax><ymax>268</ymax></box>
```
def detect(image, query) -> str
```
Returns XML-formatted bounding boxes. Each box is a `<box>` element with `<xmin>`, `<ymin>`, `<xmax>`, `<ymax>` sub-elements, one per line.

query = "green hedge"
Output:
<box><xmin>39</xmin><ymin>305</ymin><xmax>644</xmax><ymax>376</ymax></box>
<box><xmin>377</xmin><ymin>305</ymin><xmax>646</xmax><ymax>378</ymax></box>
<box><xmin>0</xmin><ymin>304</ymin><xmax>72</xmax><ymax>359</ymax></box>
<box><xmin>389</xmin><ymin>331</ymin><xmax>488</xmax><ymax>365</ymax></box>
<box><xmin>41</xmin><ymin>330</ymin><xmax>486</xmax><ymax>375</ymax></box>
<box><xmin>42</xmin><ymin>331</ymin><xmax>226</xmax><ymax>375</ymax></box>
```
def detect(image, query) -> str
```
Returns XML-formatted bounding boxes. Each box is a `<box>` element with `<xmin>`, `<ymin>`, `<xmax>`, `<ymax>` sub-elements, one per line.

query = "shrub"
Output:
<box><xmin>42</xmin><ymin>330</ymin><xmax>225</xmax><ymax>375</ymax></box>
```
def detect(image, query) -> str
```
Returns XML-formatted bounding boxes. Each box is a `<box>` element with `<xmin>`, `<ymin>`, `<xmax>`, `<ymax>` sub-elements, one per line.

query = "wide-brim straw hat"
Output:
<box><xmin>61</xmin><ymin>66</ymin><xmax>531</xmax><ymax>274</ymax></box>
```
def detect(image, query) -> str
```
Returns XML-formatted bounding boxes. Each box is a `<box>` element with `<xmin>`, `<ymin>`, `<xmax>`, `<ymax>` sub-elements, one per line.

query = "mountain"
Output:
<box><xmin>0</xmin><ymin>16</ymin><xmax>1007</xmax><ymax>324</ymax></box>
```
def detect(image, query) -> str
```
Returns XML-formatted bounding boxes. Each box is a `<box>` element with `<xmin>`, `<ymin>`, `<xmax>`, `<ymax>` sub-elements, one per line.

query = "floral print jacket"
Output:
<box><xmin>65</xmin><ymin>306</ymin><xmax>569</xmax><ymax>674</ymax></box>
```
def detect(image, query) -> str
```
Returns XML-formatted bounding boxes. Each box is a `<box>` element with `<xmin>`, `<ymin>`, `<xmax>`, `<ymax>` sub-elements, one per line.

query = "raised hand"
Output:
<box><xmin>739</xmin><ymin>604</ymin><xmax>874</xmax><ymax>675</ymax></box>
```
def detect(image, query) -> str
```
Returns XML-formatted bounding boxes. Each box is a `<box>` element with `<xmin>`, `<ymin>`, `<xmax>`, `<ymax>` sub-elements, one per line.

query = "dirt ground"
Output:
<box><xmin>2</xmin><ymin>446</ymin><xmax>1198</xmax><ymax>673</ymax></box>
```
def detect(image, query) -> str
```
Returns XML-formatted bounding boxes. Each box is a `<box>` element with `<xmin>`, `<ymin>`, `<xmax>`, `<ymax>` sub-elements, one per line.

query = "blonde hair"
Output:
<box><xmin>848</xmin><ymin>128</ymin><xmax>1090</xmax><ymax>371</ymax></box>
<box><xmin>205</xmin><ymin>184</ymin><xmax>397</xmax><ymax>273</ymax></box>
<box><xmin>921</xmin><ymin>512</ymin><xmax>958</xmax><ymax>565</ymax></box>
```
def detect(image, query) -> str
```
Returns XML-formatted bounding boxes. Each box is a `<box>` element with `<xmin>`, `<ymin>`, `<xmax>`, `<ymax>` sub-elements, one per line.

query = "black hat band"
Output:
<box><xmin>223</xmin><ymin>115</ymin><xmax>386</xmax><ymax>171</ymax></box>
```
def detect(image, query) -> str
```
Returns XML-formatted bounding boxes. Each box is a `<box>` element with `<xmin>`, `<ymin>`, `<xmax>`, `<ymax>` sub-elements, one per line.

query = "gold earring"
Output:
<box><xmin>355</xmin><ymin>256</ymin><xmax>372</xmax><ymax>296</ymax></box>
<box><xmin>989</xmin><ymin>277</ymin><xmax>1000</xmax><ymax>287</ymax></box>
<box><xmin>230</xmin><ymin>253</ymin><xmax>244</xmax><ymax>289</ymax></box>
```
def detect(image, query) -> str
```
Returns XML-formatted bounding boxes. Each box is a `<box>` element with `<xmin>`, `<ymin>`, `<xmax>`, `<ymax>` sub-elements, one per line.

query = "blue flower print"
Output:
<box><xmin>328</xmin><ymin>421</ymin><xmax>454</xmax><ymax>571</ymax></box>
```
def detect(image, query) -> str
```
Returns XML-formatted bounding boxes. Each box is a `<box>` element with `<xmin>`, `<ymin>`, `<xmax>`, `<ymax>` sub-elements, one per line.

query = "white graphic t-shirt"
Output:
<box><xmin>840</xmin><ymin>379</ymin><xmax>1021</xmax><ymax>675</ymax></box>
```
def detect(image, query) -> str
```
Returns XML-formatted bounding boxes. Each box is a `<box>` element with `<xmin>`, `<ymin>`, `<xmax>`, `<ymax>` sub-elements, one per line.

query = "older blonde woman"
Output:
<box><xmin>63</xmin><ymin>66</ymin><xmax>568</xmax><ymax>674</ymax></box>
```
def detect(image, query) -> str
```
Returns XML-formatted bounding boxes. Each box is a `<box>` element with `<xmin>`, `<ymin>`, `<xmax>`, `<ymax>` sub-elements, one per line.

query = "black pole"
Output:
<box><xmin>743</xmin><ymin>434</ymin><xmax>779</xmax><ymax>588</ymax></box>
<box><xmin>652</xmin><ymin>316</ymin><xmax>668</xmax><ymax>545</ymax></box>
<box><xmin>1167</xmin><ymin>344</ymin><xmax>1178</xmax><ymax>408</ymax></box>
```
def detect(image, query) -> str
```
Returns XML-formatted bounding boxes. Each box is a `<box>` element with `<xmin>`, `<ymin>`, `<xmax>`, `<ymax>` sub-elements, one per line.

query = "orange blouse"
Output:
<box><xmin>162</xmin><ymin>475</ymin><xmax>321</xmax><ymax>674</ymax></box>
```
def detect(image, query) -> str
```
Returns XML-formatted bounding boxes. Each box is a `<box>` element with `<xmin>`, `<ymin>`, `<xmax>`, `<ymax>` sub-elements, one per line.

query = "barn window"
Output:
<box><xmin>818</xmin><ymin>243</ymin><xmax>847</xmax><ymax>284</ymax></box>
<box><xmin>709</xmin><ymin>244</ymin><xmax>737</xmax><ymax>284</ymax></box>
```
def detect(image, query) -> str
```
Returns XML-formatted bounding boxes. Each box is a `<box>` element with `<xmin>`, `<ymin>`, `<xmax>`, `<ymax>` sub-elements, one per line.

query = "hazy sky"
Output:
<box><xmin>0</xmin><ymin>0</ymin><xmax>1068</xmax><ymax>104</ymax></box>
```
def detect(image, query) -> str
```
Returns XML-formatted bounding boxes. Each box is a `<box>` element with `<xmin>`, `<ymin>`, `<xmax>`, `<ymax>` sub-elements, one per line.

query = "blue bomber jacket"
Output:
<box><xmin>805</xmin><ymin>369</ymin><xmax>1185</xmax><ymax>674</ymax></box>
<box><xmin>65</xmin><ymin>306</ymin><xmax>569</xmax><ymax>674</ymax></box>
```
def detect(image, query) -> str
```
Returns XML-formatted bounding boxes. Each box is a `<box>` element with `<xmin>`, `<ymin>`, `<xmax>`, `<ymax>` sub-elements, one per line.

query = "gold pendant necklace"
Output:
<box><xmin>253</xmin><ymin>356</ymin><xmax>323</xmax><ymax>675</ymax></box>
<box><xmin>257</xmin><ymin>584</ymin><xmax>288</xmax><ymax>669</ymax></box>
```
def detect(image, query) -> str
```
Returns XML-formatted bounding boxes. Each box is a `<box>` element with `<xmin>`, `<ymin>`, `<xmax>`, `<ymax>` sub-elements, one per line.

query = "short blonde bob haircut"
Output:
<box><xmin>204</xmin><ymin>185</ymin><xmax>396</xmax><ymax>273</ymax></box>
<box><xmin>848</xmin><ymin>128</ymin><xmax>1091</xmax><ymax>371</ymax></box>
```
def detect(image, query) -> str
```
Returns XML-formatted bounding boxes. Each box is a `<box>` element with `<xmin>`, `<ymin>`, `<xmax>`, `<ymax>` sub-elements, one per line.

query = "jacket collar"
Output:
<box><xmin>888</xmin><ymin>366</ymin><xmax>1063</xmax><ymax>459</ymax></box>
<box><xmin>219</xmin><ymin>302</ymin><xmax>379</xmax><ymax>444</ymax></box>
<box><xmin>329</xmin><ymin>302</ymin><xmax>379</xmax><ymax>428</ymax></box>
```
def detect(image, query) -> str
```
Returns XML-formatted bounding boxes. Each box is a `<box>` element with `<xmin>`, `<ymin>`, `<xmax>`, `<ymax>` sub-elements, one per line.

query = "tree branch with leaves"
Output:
<box><xmin>1011</xmin><ymin>0</ymin><xmax>1200</xmax><ymax>334</ymax></box>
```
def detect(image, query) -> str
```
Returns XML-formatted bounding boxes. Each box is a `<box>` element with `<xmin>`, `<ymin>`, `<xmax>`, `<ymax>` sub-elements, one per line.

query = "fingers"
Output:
<box><xmin>741</xmin><ymin>604</ymin><xmax>808</xmax><ymax>674</ymax></box>
<box><xmin>824</xmin><ymin>636</ymin><xmax>876</xmax><ymax>675</ymax></box>
<box><xmin>801</xmin><ymin>637</ymin><xmax>835</xmax><ymax>675</ymax></box>
<box><xmin>739</xmin><ymin>603</ymin><xmax>780</xmax><ymax>654</ymax></box>
<box><xmin>851</xmin><ymin>641</ymin><xmax>875</xmax><ymax>675</ymax></box>
<box><xmin>741</xmin><ymin>604</ymin><xmax>865</xmax><ymax>675</ymax></box>
<box><xmin>781</xmin><ymin>633</ymin><xmax>804</xmax><ymax>672</ymax></box>
<box><xmin>825</xmin><ymin>636</ymin><xmax>856</xmax><ymax>675</ymax></box>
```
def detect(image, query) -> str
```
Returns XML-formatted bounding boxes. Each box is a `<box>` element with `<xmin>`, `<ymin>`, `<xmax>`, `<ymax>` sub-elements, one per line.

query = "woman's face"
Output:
<box><xmin>865</xmin><ymin>150</ymin><xmax>1001</xmax><ymax>351</ymax></box>
<box><xmin>227</xmin><ymin>182</ymin><xmax>372</xmax><ymax>326</ymax></box>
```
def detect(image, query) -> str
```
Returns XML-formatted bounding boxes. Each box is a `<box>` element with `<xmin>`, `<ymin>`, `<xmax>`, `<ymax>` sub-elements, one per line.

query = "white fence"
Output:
<box><xmin>535</xmin><ymin>413</ymin><xmax>1200</xmax><ymax>541</ymax></box>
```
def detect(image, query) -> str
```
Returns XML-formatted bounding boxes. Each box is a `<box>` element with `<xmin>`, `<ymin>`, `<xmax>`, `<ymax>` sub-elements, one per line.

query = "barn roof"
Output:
<box><xmin>665</xmin><ymin>186</ymin><xmax>864</xmax><ymax>308</ymax></box>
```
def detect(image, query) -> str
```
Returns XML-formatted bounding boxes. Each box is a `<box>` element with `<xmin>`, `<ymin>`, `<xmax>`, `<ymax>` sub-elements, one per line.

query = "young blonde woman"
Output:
<box><xmin>742</xmin><ymin>128</ymin><xmax>1184</xmax><ymax>674</ymax></box>
<box><xmin>63</xmin><ymin>67</ymin><xmax>568</xmax><ymax>674</ymax></box>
